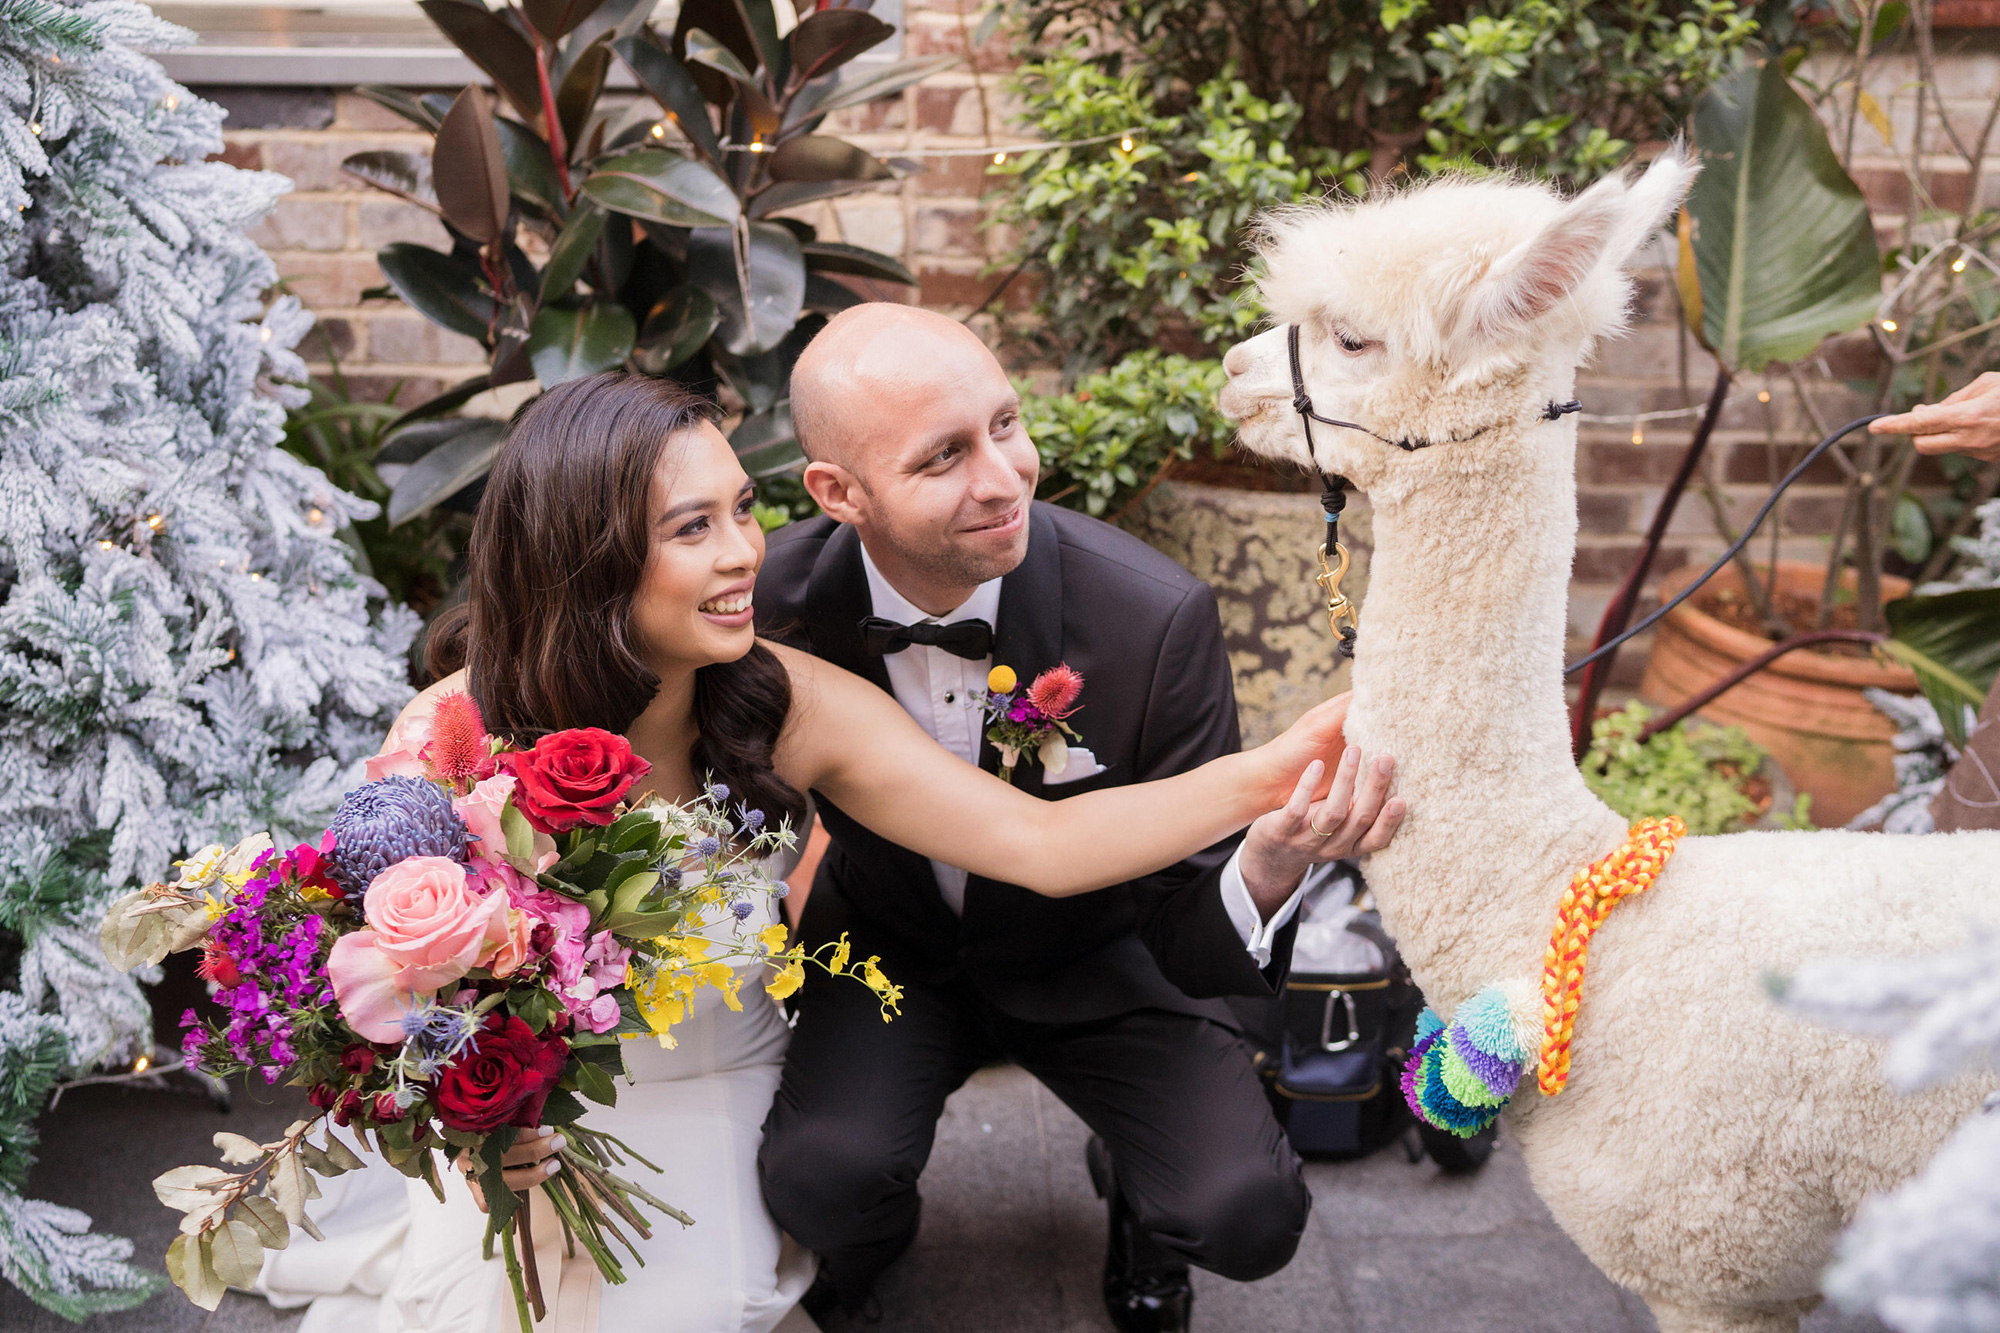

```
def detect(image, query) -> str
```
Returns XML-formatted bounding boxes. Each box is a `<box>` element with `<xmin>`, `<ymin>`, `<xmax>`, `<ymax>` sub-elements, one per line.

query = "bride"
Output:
<box><xmin>256</xmin><ymin>371</ymin><xmax>1371</xmax><ymax>1333</ymax></box>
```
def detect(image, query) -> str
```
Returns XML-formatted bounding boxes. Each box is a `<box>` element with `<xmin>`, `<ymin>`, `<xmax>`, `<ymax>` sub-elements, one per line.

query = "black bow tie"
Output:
<box><xmin>858</xmin><ymin>616</ymin><xmax>994</xmax><ymax>660</ymax></box>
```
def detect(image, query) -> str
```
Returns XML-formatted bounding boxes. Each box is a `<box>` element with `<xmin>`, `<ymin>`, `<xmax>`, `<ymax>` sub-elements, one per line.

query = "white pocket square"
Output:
<box><xmin>1042</xmin><ymin>747</ymin><xmax>1107</xmax><ymax>785</ymax></box>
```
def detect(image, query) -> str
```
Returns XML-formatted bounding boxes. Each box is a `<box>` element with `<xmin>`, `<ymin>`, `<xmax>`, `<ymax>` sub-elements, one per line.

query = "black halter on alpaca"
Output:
<box><xmin>1285</xmin><ymin>323</ymin><xmax>1583</xmax><ymax>661</ymax></box>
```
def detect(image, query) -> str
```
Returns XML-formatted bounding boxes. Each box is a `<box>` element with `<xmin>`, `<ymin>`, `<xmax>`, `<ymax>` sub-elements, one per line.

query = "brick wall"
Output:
<box><xmin>200</xmin><ymin>15</ymin><xmax>2000</xmax><ymax>663</ymax></box>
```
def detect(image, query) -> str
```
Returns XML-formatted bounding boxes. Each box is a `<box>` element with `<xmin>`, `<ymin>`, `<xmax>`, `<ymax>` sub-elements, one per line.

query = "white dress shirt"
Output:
<box><xmin>858</xmin><ymin>545</ymin><xmax>1311</xmax><ymax>961</ymax></box>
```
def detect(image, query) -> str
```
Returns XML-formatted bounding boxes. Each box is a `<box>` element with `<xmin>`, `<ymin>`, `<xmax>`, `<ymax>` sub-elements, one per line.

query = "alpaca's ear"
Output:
<box><xmin>1462</xmin><ymin>184</ymin><xmax>1625</xmax><ymax>342</ymax></box>
<box><xmin>1602</xmin><ymin>143</ymin><xmax>1698</xmax><ymax>274</ymax></box>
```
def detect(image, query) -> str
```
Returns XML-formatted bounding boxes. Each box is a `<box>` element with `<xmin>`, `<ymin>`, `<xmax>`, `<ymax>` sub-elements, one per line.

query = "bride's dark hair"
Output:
<box><xmin>427</xmin><ymin>372</ymin><xmax>806</xmax><ymax>829</ymax></box>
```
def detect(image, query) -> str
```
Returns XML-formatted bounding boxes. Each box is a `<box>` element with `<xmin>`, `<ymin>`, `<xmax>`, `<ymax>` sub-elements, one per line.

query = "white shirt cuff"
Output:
<box><xmin>1220</xmin><ymin>846</ymin><xmax>1312</xmax><ymax>969</ymax></box>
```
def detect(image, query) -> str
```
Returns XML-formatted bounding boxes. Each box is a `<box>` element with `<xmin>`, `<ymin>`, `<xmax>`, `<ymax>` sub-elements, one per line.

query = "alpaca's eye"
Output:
<box><xmin>1333</xmin><ymin>329</ymin><xmax>1370</xmax><ymax>354</ymax></box>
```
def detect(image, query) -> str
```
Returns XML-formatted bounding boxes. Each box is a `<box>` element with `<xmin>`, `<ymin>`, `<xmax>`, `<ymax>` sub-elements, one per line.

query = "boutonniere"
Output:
<box><xmin>980</xmin><ymin>663</ymin><xmax>1085</xmax><ymax>783</ymax></box>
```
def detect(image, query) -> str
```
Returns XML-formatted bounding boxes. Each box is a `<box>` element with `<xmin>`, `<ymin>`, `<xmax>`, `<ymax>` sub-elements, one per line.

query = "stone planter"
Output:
<box><xmin>1126</xmin><ymin>479</ymin><xmax>1370</xmax><ymax>746</ymax></box>
<box><xmin>1636</xmin><ymin>560</ymin><xmax>1919</xmax><ymax>827</ymax></box>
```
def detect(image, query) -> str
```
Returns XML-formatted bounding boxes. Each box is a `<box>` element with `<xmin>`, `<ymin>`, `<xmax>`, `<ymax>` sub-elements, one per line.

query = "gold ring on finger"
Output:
<box><xmin>1309</xmin><ymin>813</ymin><xmax>1336</xmax><ymax>839</ymax></box>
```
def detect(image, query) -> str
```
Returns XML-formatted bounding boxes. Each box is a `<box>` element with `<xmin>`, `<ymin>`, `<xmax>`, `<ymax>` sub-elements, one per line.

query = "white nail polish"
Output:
<box><xmin>550</xmin><ymin>1136</ymin><xmax>566</xmax><ymax>1153</ymax></box>
<box><xmin>534</xmin><ymin>1126</ymin><xmax>553</xmax><ymax>1138</ymax></box>
<box><xmin>544</xmin><ymin>1160</ymin><xmax>560</xmax><ymax>1176</ymax></box>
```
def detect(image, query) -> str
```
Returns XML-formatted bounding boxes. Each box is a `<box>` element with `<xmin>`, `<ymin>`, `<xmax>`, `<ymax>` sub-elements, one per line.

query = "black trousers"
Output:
<box><xmin>757</xmin><ymin>957</ymin><xmax>1312</xmax><ymax>1307</ymax></box>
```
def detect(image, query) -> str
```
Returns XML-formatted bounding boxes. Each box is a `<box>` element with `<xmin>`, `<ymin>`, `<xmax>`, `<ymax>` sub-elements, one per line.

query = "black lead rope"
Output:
<box><xmin>1562</xmin><ymin>412</ymin><xmax>1888</xmax><ymax>676</ymax></box>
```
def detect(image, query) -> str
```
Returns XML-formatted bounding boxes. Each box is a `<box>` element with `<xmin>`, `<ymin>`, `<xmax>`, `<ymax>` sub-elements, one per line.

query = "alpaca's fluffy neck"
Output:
<box><xmin>1345</xmin><ymin>419</ymin><xmax>1627</xmax><ymax>1013</ymax></box>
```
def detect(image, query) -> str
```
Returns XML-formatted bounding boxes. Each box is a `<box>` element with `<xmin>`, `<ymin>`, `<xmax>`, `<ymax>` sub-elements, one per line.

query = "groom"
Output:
<box><xmin>754</xmin><ymin>304</ymin><xmax>1402</xmax><ymax>1331</ymax></box>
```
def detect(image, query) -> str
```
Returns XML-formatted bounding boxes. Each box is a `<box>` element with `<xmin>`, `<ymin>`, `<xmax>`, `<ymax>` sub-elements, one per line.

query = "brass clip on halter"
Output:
<box><xmin>1316</xmin><ymin>538</ymin><xmax>1357</xmax><ymax>649</ymax></box>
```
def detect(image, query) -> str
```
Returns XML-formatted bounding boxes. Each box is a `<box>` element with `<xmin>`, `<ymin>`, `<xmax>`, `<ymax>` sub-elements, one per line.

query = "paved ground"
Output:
<box><xmin>3</xmin><ymin>1065</ymin><xmax>1887</xmax><ymax>1333</ymax></box>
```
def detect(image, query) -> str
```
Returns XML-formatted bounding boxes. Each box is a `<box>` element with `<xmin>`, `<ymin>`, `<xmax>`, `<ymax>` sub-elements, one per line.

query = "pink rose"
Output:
<box><xmin>453</xmin><ymin>774</ymin><xmax>516</xmax><ymax>853</ymax></box>
<box><xmin>366</xmin><ymin>711</ymin><xmax>432</xmax><ymax>782</ymax></box>
<box><xmin>326</xmin><ymin>857</ymin><xmax>510</xmax><ymax>1042</ymax></box>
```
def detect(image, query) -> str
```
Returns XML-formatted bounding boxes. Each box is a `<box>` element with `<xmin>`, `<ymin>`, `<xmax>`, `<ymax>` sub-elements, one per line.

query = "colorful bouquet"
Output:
<box><xmin>100</xmin><ymin>692</ymin><xmax>897</xmax><ymax>1329</ymax></box>
<box><xmin>979</xmin><ymin>663</ymin><xmax>1086</xmax><ymax>782</ymax></box>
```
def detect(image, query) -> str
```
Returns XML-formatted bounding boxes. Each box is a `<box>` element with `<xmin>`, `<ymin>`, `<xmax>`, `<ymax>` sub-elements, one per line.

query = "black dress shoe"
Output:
<box><xmin>1088</xmin><ymin>1136</ymin><xmax>1193</xmax><ymax>1333</ymax></box>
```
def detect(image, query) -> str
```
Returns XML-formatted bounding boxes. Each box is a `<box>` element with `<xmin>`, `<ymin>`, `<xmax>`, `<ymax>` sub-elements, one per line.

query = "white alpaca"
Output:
<box><xmin>1219</xmin><ymin>150</ymin><xmax>2000</xmax><ymax>1333</ymax></box>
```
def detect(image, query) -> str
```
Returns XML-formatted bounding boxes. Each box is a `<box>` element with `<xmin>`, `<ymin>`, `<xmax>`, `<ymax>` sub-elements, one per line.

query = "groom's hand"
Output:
<box><xmin>1239</xmin><ymin>745</ymin><xmax>1404</xmax><ymax>919</ymax></box>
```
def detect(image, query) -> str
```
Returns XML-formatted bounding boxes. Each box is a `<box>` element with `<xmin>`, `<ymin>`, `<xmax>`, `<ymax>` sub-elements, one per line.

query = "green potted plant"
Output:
<box><xmin>1569</xmin><ymin>14</ymin><xmax>2000</xmax><ymax>825</ymax></box>
<box><xmin>340</xmin><ymin>0</ymin><xmax>954</xmax><ymax>535</ymax></box>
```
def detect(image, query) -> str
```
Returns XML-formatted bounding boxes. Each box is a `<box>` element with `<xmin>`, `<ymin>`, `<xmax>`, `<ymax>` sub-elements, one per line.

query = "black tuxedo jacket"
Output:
<box><xmin>756</xmin><ymin>502</ymin><xmax>1294</xmax><ymax>1025</ymax></box>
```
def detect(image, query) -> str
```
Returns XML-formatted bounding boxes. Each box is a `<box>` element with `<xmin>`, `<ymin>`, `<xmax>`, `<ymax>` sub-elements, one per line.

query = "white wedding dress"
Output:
<box><xmin>254</xmin><ymin>865</ymin><xmax>817</xmax><ymax>1333</ymax></box>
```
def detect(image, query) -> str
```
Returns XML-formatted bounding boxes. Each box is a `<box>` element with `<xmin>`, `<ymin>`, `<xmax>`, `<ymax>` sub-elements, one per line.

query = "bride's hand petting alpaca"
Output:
<box><xmin>778</xmin><ymin>646</ymin><xmax>1357</xmax><ymax>899</ymax></box>
<box><xmin>1239</xmin><ymin>744</ymin><xmax>1404</xmax><ymax>914</ymax></box>
<box><xmin>456</xmin><ymin>1127</ymin><xmax>563</xmax><ymax>1213</ymax></box>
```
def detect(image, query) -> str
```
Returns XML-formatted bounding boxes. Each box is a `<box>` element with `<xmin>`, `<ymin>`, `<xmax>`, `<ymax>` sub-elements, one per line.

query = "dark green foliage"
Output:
<box><xmin>277</xmin><ymin>366</ymin><xmax>470</xmax><ymax>619</ymax></box>
<box><xmin>998</xmin><ymin>0</ymin><xmax>1756</xmax><ymax>371</ymax></box>
<box><xmin>1022</xmin><ymin>351</ymin><xmax>1232</xmax><ymax>518</ymax></box>
<box><xmin>347</xmin><ymin>0</ymin><xmax>954</xmax><ymax>529</ymax></box>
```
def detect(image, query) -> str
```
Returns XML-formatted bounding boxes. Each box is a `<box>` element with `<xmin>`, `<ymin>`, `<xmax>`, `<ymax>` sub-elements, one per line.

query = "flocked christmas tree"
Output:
<box><xmin>0</xmin><ymin>0</ymin><xmax>418</xmax><ymax>1314</ymax></box>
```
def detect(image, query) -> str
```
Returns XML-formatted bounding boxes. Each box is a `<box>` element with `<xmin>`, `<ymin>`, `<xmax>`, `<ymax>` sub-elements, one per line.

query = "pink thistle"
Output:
<box><xmin>1027</xmin><ymin>664</ymin><xmax>1083</xmax><ymax>720</ymax></box>
<box><xmin>422</xmin><ymin>690</ymin><xmax>492</xmax><ymax>782</ymax></box>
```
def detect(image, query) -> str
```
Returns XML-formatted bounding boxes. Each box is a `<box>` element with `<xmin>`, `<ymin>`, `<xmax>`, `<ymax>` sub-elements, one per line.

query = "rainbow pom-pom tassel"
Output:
<box><xmin>1403</xmin><ymin>984</ymin><xmax>1529</xmax><ymax>1138</ymax></box>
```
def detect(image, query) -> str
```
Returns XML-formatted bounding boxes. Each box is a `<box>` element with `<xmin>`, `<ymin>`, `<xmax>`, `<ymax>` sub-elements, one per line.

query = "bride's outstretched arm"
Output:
<box><xmin>769</xmin><ymin>643</ymin><xmax>1352</xmax><ymax>899</ymax></box>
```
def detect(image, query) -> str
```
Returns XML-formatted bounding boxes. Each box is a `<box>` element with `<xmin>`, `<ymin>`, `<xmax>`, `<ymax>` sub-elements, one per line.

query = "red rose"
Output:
<box><xmin>497</xmin><ymin>728</ymin><xmax>651</xmax><ymax>833</ymax></box>
<box><xmin>434</xmin><ymin>1014</ymin><xmax>569</xmax><ymax>1134</ymax></box>
<box><xmin>308</xmin><ymin>1083</ymin><xmax>337</xmax><ymax>1111</ymax></box>
<box><xmin>372</xmin><ymin>1093</ymin><xmax>405</xmax><ymax>1123</ymax></box>
<box><xmin>332</xmin><ymin>1090</ymin><xmax>363</xmax><ymax>1127</ymax></box>
<box><xmin>340</xmin><ymin>1044</ymin><xmax>377</xmax><ymax>1075</ymax></box>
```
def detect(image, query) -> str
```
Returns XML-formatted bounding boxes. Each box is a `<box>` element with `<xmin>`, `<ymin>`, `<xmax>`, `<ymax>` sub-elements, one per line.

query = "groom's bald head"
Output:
<box><xmin>787</xmin><ymin>304</ymin><xmax>1038</xmax><ymax>615</ymax></box>
<box><xmin>790</xmin><ymin>304</ymin><xmax>997</xmax><ymax>468</ymax></box>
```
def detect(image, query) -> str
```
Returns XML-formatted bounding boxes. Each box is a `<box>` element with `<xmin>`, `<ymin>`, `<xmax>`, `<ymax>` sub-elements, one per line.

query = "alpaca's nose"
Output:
<box><xmin>1222</xmin><ymin>341</ymin><xmax>1252</xmax><ymax>377</ymax></box>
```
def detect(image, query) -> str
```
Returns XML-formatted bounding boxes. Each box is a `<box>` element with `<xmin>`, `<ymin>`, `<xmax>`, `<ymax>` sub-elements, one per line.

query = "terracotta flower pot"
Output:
<box><xmin>1637</xmin><ymin>560</ymin><xmax>1918</xmax><ymax>827</ymax></box>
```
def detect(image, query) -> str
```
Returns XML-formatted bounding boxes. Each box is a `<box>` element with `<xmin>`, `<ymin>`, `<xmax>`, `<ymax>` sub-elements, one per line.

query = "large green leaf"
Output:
<box><xmin>341</xmin><ymin>150</ymin><xmax>438</xmax><ymax>211</ymax></box>
<box><xmin>767</xmin><ymin>134</ymin><xmax>896</xmax><ymax>183</ymax></box>
<box><xmin>672</xmin><ymin>0</ymin><xmax>762</xmax><ymax>104</ymax></box>
<box><xmin>355</xmin><ymin>85</ymin><xmax>444</xmax><ymax>132</ymax></box>
<box><xmin>802</xmin><ymin>240</ymin><xmax>915</xmax><ymax>285</ymax></box>
<box><xmin>804</xmin><ymin>272</ymin><xmax>864</xmax><ymax>313</ymax></box>
<box><xmin>376</xmin><ymin>243</ymin><xmax>495</xmax><ymax>342</ymax></box>
<box><xmin>580</xmin><ymin>149</ymin><xmax>739</xmax><ymax>227</ymax></box>
<box><xmin>688</xmin><ymin>222</ymin><xmax>804</xmax><ymax>356</ymax></box>
<box><xmin>750</xmin><ymin>177</ymin><xmax>894</xmax><ymax>218</ymax></box>
<box><xmin>493</xmin><ymin>119</ymin><xmax>567</xmax><ymax>220</ymax></box>
<box><xmin>417</xmin><ymin>0</ymin><xmax>544</xmax><ymax>124</ymax></box>
<box><xmin>683</xmin><ymin>26</ymin><xmax>757</xmax><ymax>86</ymax></box>
<box><xmin>384</xmin><ymin>374</ymin><xmax>492</xmax><ymax>433</ymax></box>
<box><xmin>386</xmin><ymin>418</ymin><xmax>508</xmax><ymax>525</ymax></box>
<box><xmin>731</xmin><ymin>406</ymin><xmax>803</xmax><ymax>477</ymax></box>
<box><xmin>562</xmin><ymin>0</ymin><xmax>658</xmax><ymax>65</ymax></box>
<box><xmin>521</xmin><ymin>0</ymin><xmax>607</xmax><ymax>43</ymax></box>
<box><xmin>433</xmin><ymin>86</ymin><xmax>510</xmax><ymax>244</ymax></box>
<box><xmin>1884</xmin><ymin>587</ymin><xmax>2000</xmax><ymax>748</ymax></box>
<box><xmin>540</xmin><ymin>203</ymin><xmax>607</xmax><ymax>301</ymax></box>
<box><xmin>633</xmin><ymin>285</ymin><xmax>721</xmax><ymax>374</ymax></box>
<box><xmin>1683</xmin><ymin>60</ymin><xmax>1881</xmax><ymax>373</ymax></box>
<box><xmin>528</xmin><ymin>302</ymin><xmax>638</xmax><ymax>385</ymax></box>
<box><xmin>556</xmin><ymin>39</ymin><xmax>612</xmax><ymax>152</ymax></box>
<box><xmin>788</xmin><ymin>9</ymin><xmax>893</xmax><ymax>82</ymax></box>
<box><xmin>809</xmin><ymin>55</ymin><xmax>959</xmax><ymax>117</ymax></box>
<box><xmin>613</xmin><ymin>35</ymin><xmax>723</xmax><ymax>164</ymax></box>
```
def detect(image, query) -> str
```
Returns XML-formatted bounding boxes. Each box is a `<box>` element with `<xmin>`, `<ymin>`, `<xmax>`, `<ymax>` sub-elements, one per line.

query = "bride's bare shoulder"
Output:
<box><xmin>383</xmin><ymin>669</ymin><xmax>468</xmax><ymax>753</ymax></box>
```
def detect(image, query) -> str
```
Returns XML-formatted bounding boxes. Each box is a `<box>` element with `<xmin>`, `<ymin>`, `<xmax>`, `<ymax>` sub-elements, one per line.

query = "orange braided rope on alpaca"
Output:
<box><xmin>1536</xmin><ymin>816</ymin><xmax>1685</xmax><ymax>1096</ymax></box>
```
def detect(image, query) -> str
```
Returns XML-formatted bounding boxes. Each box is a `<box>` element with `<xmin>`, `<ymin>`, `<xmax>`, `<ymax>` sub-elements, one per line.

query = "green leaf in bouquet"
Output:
<box><xmin>541</xmin><ymin>1087</ymin><xmax>586</xmax><ymax>1126</ymax></box>
<box><xmin>213</xmin><ymin>1132</ymin><xmax>264</xmax><ymax>1165</ymax></box>
<box><xmin>296</xmin><ymin>1140</ymin><xmax>337</xmax><ymax>1176</ymax></box>
<box><xmin>616</xmin><ymin>987</ymin><xmax>651</xmax><ymax>1035</ymax></box>
<box><xmin>574</xmin><ymin>1056</ymin><xmax>619</xmax><ymax>1107</ymax></box>
<box><xmin>605</xmin><ymin>869</ymin><xmax>661</xmax><ymax>924</ymax></box>
<box><xmin>168</xmin><ymin>1233</ymin><xmax>226</xmax><ymax>1311</ymax></box>
<box><xmin>323</xmin><ymin>1132</ymin><xmax>367</xmax><ymax>1172</ymax></box>
<box><xmin>235</xmin><ymin>1195</ymin><xmax>290</xmax><ymax>1251</ymax></box>
<box><xmin>205</xmin><ymin>1219</ymin><xmax>265</xmax><ymax>1290</ymax></box>
<box><xmin>502</xmin><ymin>800</ymin><xmax>539</xmax><ymax>868</ymax></box>
<box><xmin>507</xmin><ymin>986</ymin><xmax>556</xmax><ymax>1031</ymax></box>
<box><xmin>606</xmin><ymin>808</ymin><xmax>665</xmax><ymax>855</ymax></box>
